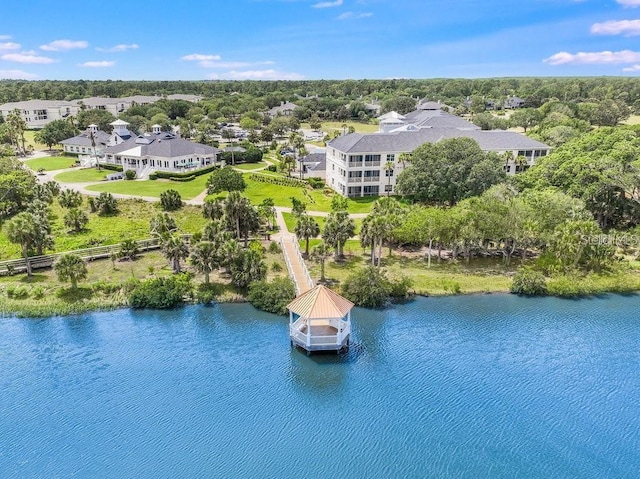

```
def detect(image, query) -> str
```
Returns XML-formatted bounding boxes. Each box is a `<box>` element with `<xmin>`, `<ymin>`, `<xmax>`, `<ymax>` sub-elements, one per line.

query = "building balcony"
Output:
<box><xmin>348</xmin><ymin>177</ymin><xmax>362</xmax><ymax>183</ymax></box>
<box><xmin>365</xmin><ymin>161</ymin><xmax>381</xmax><ymax>167</ymax></box>
<box><xmin>348</xmin><ymin>162</ymin><xmax>363</xmax><ymax>167</ymax></box>
<box><xmin>364</xmin><ymin>177</ymin><xmax>380</xmax><ymax>182</ymax></box>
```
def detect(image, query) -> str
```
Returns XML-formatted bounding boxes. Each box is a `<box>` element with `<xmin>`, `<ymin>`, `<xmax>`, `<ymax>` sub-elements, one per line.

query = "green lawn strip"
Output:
<box><xmin>304</xmin><ymin>252</ymin><xmax>517</xmax><ymax>294</ymax></box>
<box><xmin>86</xmin><ymin>175</ymin><xmax>209</xmax><ymax>200</ymax></box>
<box><xmin>55</xmin><ymin>168</ymin><xmax>109</xmax><ymax>183</ymax></box>
<box><xmin>23</xmin><ymin>130</ymin><xmax>51</xmax><ymax>151</ymax></box>
<box><xmin>25</xmin><ymin>156</ymin><xmax>78</xmax><ymax>171</ymax></box>
<box><xmin>0</xmin><ymin>200</ymin><xmax>207</xmax><ymax>260</ymax></box>
<box><xmin>301</xmin><ymin>120</ymin><xmax>379</xmax><ymax>134</ymax></box>
<box><xmin>623</xmin><ymin>115</ymin><xmax>640</xmax><ymax>125</ymax></box>
<box><xmin>283</xmin><ymin>211</ymin><xmax>363</xmax><ymax>237</ymax></box>
<box><xmin>234</xmin><ymin>162</ymin><xmax>267</xmax><ymax>171</ymax></box>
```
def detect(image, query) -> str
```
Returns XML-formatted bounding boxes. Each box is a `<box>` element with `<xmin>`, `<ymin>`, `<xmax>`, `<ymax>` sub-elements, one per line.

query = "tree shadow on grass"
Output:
<box><xmin>19</xmin><ymin>274</ymin><xmax>48</xmax><ymax>284</ymax></box>
<box><xmin>56</xmin><ymin>287</ymin><xmax>93</xmax><ymax>302</ymax></box>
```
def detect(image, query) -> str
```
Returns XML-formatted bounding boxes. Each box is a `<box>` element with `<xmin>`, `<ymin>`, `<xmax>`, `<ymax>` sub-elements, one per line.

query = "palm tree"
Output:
<box><xmin>384</xmin><ymin>160</ymin><xmax>395</xmax><ymax>196</ymax></box>
<box><xmin>64</xmin><ymin>208</ymin><xmax>89</xmax><ymax>233</ymax></box>
<box><xmin>220</xmin><ymin>239</ymin><xmax>241</xmax><ymax>274</ymax></box>
<box><xmin>150</xmin><ymin>212</ymin><xmax>177</xmax><ymax>237</ymax></box>
<box><xmin>294</xmin><ymin>214</ymin><xmax>320</xmax><ymax>256</ymax></box>
<box><xmin>5</xmin><ymin>212</ymin><xmax>37</xmax><ymax>276</ymax></box>
<box><xmin>223</xmin><ymin>191</ymin><xmax>247</xmax><ymax>240</ymax></box>
<box><xmin>311</xmin><ymin>242</ymin><xmax>330</xmax><ymax>283</ymax></box>
<box><xmin>231</xmin><ymin>249</ymin><xmax>267</xmax><ymax>288</ymax></box>
<box><xmin>55</xmin><ymin>254</ymin><xmax>88</xmax><ymax>290</ymax></box>
<box><xmin>190</xmin><ymin>241</ymin><xmax>219</xmax><ymax>284</ymax></box>
<box><xmin>322</xmin><ymin>210</ymin><xmax>356</xmax><ymax>260</ymax></box>
<box><xmin>162</xmin><ymin>234</ymin><xmax>189</xmax><ymax>273</ymax></box>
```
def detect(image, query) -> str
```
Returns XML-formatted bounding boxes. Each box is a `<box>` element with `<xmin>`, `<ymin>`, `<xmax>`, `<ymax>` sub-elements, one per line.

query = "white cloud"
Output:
<box><xmin>337</xmin><ymin>11</ymin><xmax>373</xmax><ymax>20</ymax></box>
<box><xmin>181</xmin><ymin>53</ymin><xmax>221</xmax><ymax>62</ymax></box>
<box><xmin>40</xmin><ymin>39</ymin><xmax>88</xmax><ymax>51</ymax></box>
<box><xmin>544</xmin><ymin>49</ymin><xmax>640</xmax><ymax>65</ymax></box>
<box><xmin>96</xmin><ymin>43</ymin><xmax>139</xmax><ymax>52</ymax></box>
<box><xmin>210</xmin><ymin>69</ymin><xmax>304</xmax><ymax>80</ymax></box>
<box><xmin>0</xmin><ymin>69</ymin><xmax>38</xmax><ymax>79</ymax></box>
<box><xmin>591</xmin><ymin>20</ymin><xmax>640</xmax><ymax>36</ymax></box>
<box><xmin>618</xmin><ymin>0</ymin><xmax>640</xmax><ymax>7</ymax></box>
<box><xmin>623</xmin><ymin>64</ymin><xmax>640</xmax><ymax>71</ymax></box>
<box><xmin>312</xmin><ymin>0</ymin><xmax>342</xmax><ymax>8</ymax></box>
<box><xmin>200</xmin><ymin>60</ymin><xmax>276</xmax><ymax>68</ymax></box>
<box><xmin>1</xmin><ymin>52</ymin><xmax>57</xmax><ymax>64</ymax></box>
<box><xmin>0</xmin><ymin>42</ymin><xmax>20</xmax><ymax>51</ymax></box>
<box><xmin>80</xmin><ymin>60</ymin><xmax>115</xmax><ymax>67</ymax></box>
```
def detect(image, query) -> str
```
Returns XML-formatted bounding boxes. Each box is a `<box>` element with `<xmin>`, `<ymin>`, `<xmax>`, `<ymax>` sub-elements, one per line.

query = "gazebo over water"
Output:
<box><xmin>287</xmin><ymin>285</ymin><xmax>354</xmax><ymax>354</ymax></box>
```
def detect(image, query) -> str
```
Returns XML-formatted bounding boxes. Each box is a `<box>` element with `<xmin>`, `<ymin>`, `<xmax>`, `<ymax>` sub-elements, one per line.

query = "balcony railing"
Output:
<box><xmin>348</xmin><ymin>177</ymin><xmax>362</xmax><ymax>183</ymax></box>
<box><xmin>364</xmin><ymin>176</ymin><xmax>380</xmax><ymax>182</ymax></box>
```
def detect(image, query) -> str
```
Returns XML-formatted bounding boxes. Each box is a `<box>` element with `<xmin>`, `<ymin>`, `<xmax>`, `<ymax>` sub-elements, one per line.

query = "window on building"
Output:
<box><xmin>384</xmin><ymin>185</ymin><xmax>393</xmax><ymax>192</ymax></box>
<box><xmin>385</xmin><ymin>169</ymin><xmax>394</xmax><ymax>177</ymax></box>
<box><xmin>387</xmin><ymin>154</ymin><xmax>395</xmax><ymax>162</ymax></box>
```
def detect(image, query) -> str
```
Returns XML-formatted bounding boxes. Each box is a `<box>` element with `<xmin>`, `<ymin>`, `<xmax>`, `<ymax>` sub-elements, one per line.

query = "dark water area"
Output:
<box><xmin>1</xmin><ymin>294</ymin><xmax>639</xmax><ymax>478</ymax></box>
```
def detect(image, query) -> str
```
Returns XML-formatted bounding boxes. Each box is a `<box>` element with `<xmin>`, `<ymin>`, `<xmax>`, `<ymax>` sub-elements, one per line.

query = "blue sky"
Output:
<box><xmin>1</xmin><ymin>0</ymin><xmax>640</xmax><ymax>80</ymax></box>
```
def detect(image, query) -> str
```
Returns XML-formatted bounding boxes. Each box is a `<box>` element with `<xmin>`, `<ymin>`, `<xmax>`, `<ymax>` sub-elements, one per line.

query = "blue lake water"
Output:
<box><xmin>1</xmin><ymin>294</ymin><xmax>639</xmax><ymax>478</ymax></box>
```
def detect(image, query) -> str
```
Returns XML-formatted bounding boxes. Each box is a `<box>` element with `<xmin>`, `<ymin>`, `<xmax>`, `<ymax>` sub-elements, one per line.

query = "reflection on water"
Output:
<box><xmin>0</xmin><ymin>295</ymin><xmax>639</xmax><ymax>478</ymax></box>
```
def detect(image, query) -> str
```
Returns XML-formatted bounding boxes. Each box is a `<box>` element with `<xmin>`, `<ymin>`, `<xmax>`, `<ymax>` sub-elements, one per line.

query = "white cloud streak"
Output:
<box><xmin>181</xmin><ymin>53</ymin><xmax>221</xmax><ymax>62</ymax></box>
<box><xmin>591</xmin><ymin>19</ymin><xmax>640</xmax><ymax>36</ymax></box>
<box><xmin>623</xmin><ymin>64</ymin><xmax>640</xmax><ymax>71</ymax></box>
<box><xmin>0</xmin><ymin>42</ymin><xmax>20</xmax><ymax>51</ymax></box>
<box><xmin>312</xmin><ymin>0</ymin><xmax>342</xmax><ymax>8</ymax></box>
<box><xmin>1</xmin><ymin>52</ymin><xmax>57</xmax><ymax>64</ymax></box>
<box><xmin>544</xmin><ymin>50</ymin><xmax>640</xmax><ymax>65</ymax></box>
<box><xmin>40</xmin><ymin>39</ymin><xmax>88</xmax><ymax>51</ymax></box>
<box><xmin>617</xmin><ymin>0</ymin><xmax>640</xmax><ymax>7</ymax></box>
<box><xmin>208</xmin><ymin>69</ymin><xmax>304</xmax><ymax>80</ymax></box>
<box><xmin>96</xmin><ymin>43</ymin><xmax>139</xmax><ymax>52</ymax></box>
<box><xmin>80</xmin><ymin>60</ymin><xmax>115</xmax><ymax>67</ymax></box>
<box><xmin>337</xmin><ymin>11</ymin><xmax>373</xmax><ymax>20</ymax></box>
<box><xmin>0</xmin><ymin>69</ymin><xmax>38</xmax><ymax>79</ymax></box>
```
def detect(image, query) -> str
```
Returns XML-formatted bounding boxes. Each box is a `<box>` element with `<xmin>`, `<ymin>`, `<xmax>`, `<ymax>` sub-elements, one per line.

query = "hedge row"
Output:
<box><xmin>170</xmin><ymin>175</ymin><xmax>196</xmax><ymax>182</ymax></box>
<box><xmin>99</xmin><ymin>164</ymin><xmax>124</xmax><ymax>172</ymax></box>
<box><xmin>249</xmin><ymin>174</ymin><xmax>307</xmax><ymax>188</ymax></box>
<box><xmin>154</xmin><ymin>164</ymin><xmax>219</xmax><ymax>180</ymax></box>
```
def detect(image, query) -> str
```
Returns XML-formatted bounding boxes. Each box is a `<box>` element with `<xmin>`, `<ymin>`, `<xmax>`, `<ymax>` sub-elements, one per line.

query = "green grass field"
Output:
<box><xmin>86</xmin><ymin>175</ymin><xmax>210</xmax><ymax>200</ymax></box>
<box><xmin>229</xmin><ymin>177</ymin><xmax>376</xmax><ymax>213</ymax></box>
<box><xmin>55</xmin><ymin>168</ymin><xmax>109</xmax><ymax>183</ymax></box>
<box><xmin>0</xmin><ymin>199</ymin><xmax>208</xmax><ymax>260</ymax></box>
<box><xmin>234</xmin><ymin>161</ymin><xmax>268</xmax><ymax>171</ymax></box>
<box><xmin>305</xmin><ymin>253</ymin><xmax>517</xmax><ymax>295</ymax></box>
<box><xmin>25</xmin><ymin>156</ymin><xmax>78</xmax><ymax>171</ymax></box>
<box><xmin>23</xmin><ymin>130</ymin><xmax>51</xmax><ymax>151</ymax></box>
<box><xmin>301</xmin><ymin>120</ymin><xmax>379</xmax><ymax>134</ymax></box>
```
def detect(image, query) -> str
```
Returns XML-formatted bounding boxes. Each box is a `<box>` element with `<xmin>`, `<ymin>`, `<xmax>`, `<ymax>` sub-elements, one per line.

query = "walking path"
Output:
<box><xmin>272</xmin><ymin>209</ymin><xmax>314</xmax><ymax>295</ymax></box>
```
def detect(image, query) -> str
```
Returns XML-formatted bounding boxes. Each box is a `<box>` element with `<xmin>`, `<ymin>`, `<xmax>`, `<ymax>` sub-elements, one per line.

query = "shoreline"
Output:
<box><xmin>2</xmin><ymin>284</ymin><xmax>639</xmax><ymax>319</ymax></box>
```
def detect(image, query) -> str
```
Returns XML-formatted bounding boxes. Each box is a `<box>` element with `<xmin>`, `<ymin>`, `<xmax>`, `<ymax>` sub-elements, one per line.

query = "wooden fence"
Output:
<box><xmin>0</xmin><ymin>235</ymin><xmax>192</xmax><ymax>275</ymax></box>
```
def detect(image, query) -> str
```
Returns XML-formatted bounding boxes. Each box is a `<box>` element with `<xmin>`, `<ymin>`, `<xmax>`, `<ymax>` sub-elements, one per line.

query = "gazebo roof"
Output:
<box><xmin>287</xmin><ymin>285</ymin><xmax>354</xmax><ymax>319</ymax></box>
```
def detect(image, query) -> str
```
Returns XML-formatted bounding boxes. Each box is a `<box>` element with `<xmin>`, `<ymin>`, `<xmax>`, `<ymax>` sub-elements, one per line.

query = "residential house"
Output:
<box><xmin>60</xmin><ymin>119</ymin><xmax>135</xmax><ymax>156</ymax></box>
<box><xmin>504</xmin><ymin>96</ymin><xmax>526</xmax><ymax>109</ymax></box>
<box><xmin>325</xmin><ymin>110</ymin><xmax>551</xmax><ymax>197</ymax></box>
<box><xmin>268</xmin><ymin>101</ymin><xmax>298</xmax><ymax>117</ymax></box>
<box><xmin>101</xmin><ymin>124</ymin><xmax>217</xmax><ymax>178</ymax></box>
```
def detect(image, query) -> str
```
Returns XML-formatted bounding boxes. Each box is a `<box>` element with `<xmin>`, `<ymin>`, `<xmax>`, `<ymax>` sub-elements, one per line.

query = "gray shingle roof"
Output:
<box><xmin>61</xmin><ymin>130</ymin><xmax>112</xmax><ymax>147</ymax></box>
<box><xmin>0</xmin><ymin>99</ymin><xmax>72</xmax><ymax>111</ymax></box>
<box><xmin>106</xmin><ymin>133</ymin><xmax>217</xmax><ymax>158</ymax></box>
<box><xmin>302</xmin><ymin>152</ymin><xmax>326</xmax><ymax>171</ymax></box>
<box><xmin>327</xmin><ymin>127</ymin><xmax>549</xmax><ymax>154</ymax></box>
<box><xmin>404</xmin><ymin>110</ymin><xmax>479</xmax><ymax>130</ymax></box>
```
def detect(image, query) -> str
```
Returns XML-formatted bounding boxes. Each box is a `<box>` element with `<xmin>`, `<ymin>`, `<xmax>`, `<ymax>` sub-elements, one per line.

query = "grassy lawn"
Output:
<box><xmin>623</xmin><ymin>115</ymin><xmax>640</xmax><ymax>125</ymax></box>
<box><xmin>25</xmin><ymin>156</ymin><xmax>78</xmax><ymax>171</ymax></box>
<box><xmin>86</xmin><ymin>175</ymin><xmax>209</xmax><ymax>200</ymax></box>
<box><xmin>24</xmin><ymin>130</ymin><xmax>51</xmax><ymax>151</ymax></box>
<box><xmin>282</xmin><ymin>211</ymin><xmax>363</xmax><ymax>235</ymax></box>
<box><xmin>0</xmin><ymin>199</ymin><xmax>208</xmax><ymax>260</ymax></box>
<box><xmin>213</xmin><ymin>176</ymin><xmax>376</xmax><ymax>213</ymax></box>
<box><xmin>234</xmin><ymin>161</ymin><xmax>267</xmax><ymax>171</ymax></box>
<box><xmin>301</xmin><ymin>120</ymin><xmax>379</xmax><ymax>134</ymax></box>
<box><xmin>305</xmin><ymin>252</ymin><xmax>517</xmax><ymax>295</ymax></box>
<box><xmin>55</xmin><ymin>168</ymin><xmax>109</xmax><ymax>183</ymax></box>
